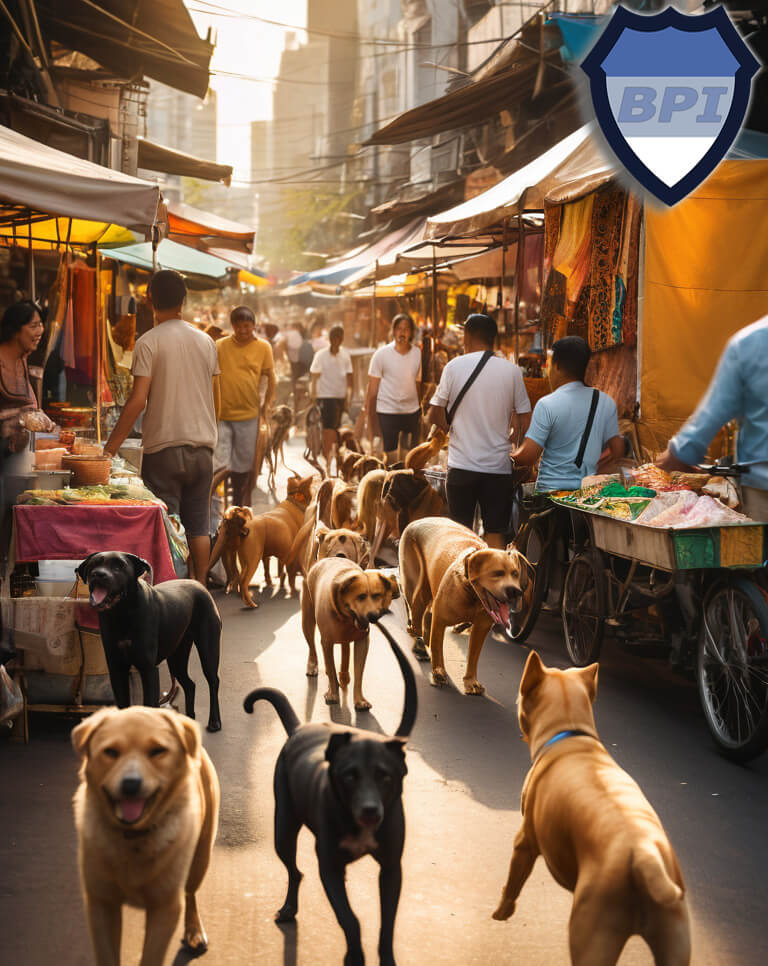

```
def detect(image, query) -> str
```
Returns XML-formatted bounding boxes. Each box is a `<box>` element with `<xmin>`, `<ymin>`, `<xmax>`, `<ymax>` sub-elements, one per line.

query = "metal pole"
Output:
<box><xmin>151</xmin><ymin>223</ymin><xmax>158</xmax><ymax>272</ymax></box>
<box><xmin>514</xmin><ymin>216</ymin><xmax>525</xmax><ymax>361</ymax></box>
<box><xmin>499</xmin><ymin>219</ymin><xmax>507</xmax><ymax>337</ymax></box>
<box><xmin>95</xmin><ymin>245</ymin><xmax>102</xmax><ymax>444</ymax></box>
<box><xmin>431</xmin><ymin>248</ymin><xmax>437</xmax><ymax>335</ymax></box>
<box><xmin>369</xmin><ymin>259</ymin><xmax>377</xmax><ymax>347</ymax></box>
<box><xmin>28</xmin><ymin>217</ymin><xmax>36</xmax><ymax>300</ymax></box>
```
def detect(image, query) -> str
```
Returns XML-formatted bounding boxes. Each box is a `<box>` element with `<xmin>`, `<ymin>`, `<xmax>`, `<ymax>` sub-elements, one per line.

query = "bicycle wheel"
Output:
<box><xmin>509</xmin><ymin>518</ymin><xmax>550</xmax><ymax>643</ymax></box>
<box><xmin>562</xmin><ymin>549</ymin><xmax>606</xmax><ymax>666</ymax></box>
<box><xmin>697</xmin><ymin>576</ymin><xmax>768</xmax><ymax>762</ymax></box>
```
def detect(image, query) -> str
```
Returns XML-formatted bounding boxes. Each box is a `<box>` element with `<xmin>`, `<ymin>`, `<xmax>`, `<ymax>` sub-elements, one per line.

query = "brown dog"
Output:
<box><xmin>72</xmin><ymin>707</ymin><xmax>220</xmax><ymax>966</ymax></box>
<box><xmin>357</xmin><ymin>468</ymin><xmax>387</xmax><ymax>542</ymax></box>
<box><xmin>404</xmin><ymin>426</ymin><xmax>447</xmax><ymax>471</ymax></box>
<box><xmin>351</xmin><ymin>453</ymin><xmax>385</xmax><ymax>482</ymax></box>
<box><xmin>492</xmin><ymin>652</ymin><xmax>690</xmax><ymax>965</ymax></box>
<box><xmin>337</xmin><ymin>446</ymin><xmax>361</xmax><ymax>482</ymax></box>
<box><xmin>238</xmin><ymin>475</ymin><xmax>313</xmax><ymax>608</ymax></box>
<box><xmin>370</xmin><ymin>469</ymin><xmax>446</xmax><ymax>563</ymax></box>
<box><xmin>315</xmin><ymin>476</ymin><xmax>358</xmax><ymax>530</ymax></box>
<box><xmin>207</xmin><ymin>506</ymin><xmax>251</xmax><ymax>593</ymax></box>
<box><xmin>399</xmin><ymin>517</ymin><xmax>532</xmax><ymax>695</ymax></box>
<box><xmin>301</xmin><ymin>556</ymin><xmax>399</xmax><ymax>710</ymax></box>
<box><xmin>289</xmin><ymin>520</ymin><xmax>368</xmax><ymax>577</ymax></box>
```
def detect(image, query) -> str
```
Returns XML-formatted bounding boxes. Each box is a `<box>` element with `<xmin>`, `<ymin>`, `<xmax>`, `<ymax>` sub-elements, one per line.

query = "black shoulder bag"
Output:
<box><xmin>446</xmin><ymin>350</ymin><xmax>493</xmax><ymax>426</ymax></box>
<box><xmin>574</xmin><ymin>388</ymin><xmax>600</xmax><ymax>469</ymax></box>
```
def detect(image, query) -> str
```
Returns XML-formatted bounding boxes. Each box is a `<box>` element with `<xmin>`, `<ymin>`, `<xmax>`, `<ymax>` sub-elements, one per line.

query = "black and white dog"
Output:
<box><xmin>77</xmin><ymin>551</ymin><xmax>222</xmax><ymax>732</ymax></box>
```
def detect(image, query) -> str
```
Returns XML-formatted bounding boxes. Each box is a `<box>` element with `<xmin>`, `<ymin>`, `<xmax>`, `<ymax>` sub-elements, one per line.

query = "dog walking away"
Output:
<box><xmin>493</xmin><ymin>651</ymin><xmax>690</xmax><ymax>966</ymax></box>
<box><xmin>398</xmin><ymin>517</ymin><xmax>532</xmax><ymax>695</ymax></box>
<box><xmin>77</xmin><ymin>552</ymin><xmax>222</xmax><ymax>732</ymax></box>
<box><xmin>302</xmin><ymin>556</ymin><xmax>400</xmax><ymax>710</ymax></box>
<box><xmin>243</xmin><ymin>621</ymin><xmax>416</xmax><ymax>966</ymax></box>
<box><xmin>72</xmin><ymin>707</ymin><xmax>220</xmax><ymax>966</ymax></box>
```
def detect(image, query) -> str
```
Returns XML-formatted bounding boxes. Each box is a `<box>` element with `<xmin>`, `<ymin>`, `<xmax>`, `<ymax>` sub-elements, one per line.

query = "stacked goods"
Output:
<box><xmin>17</xmin><ymin>483</ymin><xmax>159</xmax><ymax>506</ymax></box>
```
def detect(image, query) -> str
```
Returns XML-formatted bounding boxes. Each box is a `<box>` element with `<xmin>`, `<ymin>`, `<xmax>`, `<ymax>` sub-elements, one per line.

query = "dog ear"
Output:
<box><xmin>519</xmin><ymin>650</ymin><xmax>546</xmax><ymax>697</ymax></box>
<box><xmin>384</xmin><ymin>574</ymin><xmax>400</xmax><ymax>600</ymax></box>
<box><xmin>287</xmin><ymin>477</ymin><xmax>298</xmax><ymax>495</ymax></box>
<box><xmin>464</xmin><ymin>549</ymin><xmax>492</xmax><ymax>583</ymax></box>
<box><xmin>126</xmin><ymin>554</ymin><xmax>152</xmax><ymax>584</ymax></box>
<box><xmin>315</xmin><ymin>523</ymin><xmax>330</xmax><ymax>546</ymax></box>
<box><xmin>71</xmin><ymin>707</ymin><xmax>113</xmax><ymax>758</ymax></box>
<box><xmin>385</xmin><ymin>737</ymin><xmax>408</xmax><ymax>775</ymax></box>
<box><xmin>164</xmin><ymin>709</ymin><xmax>201</xmax><ymax>759</ymax></box>
<box><xmin>325</xmin><ymin>730</ymin><xmax>352</xmax><ymax>761</ymax></box>
<box><xmin>75</xmin><ymin>553</ymin><xmax>99</xmax><ymax>583</ymax></box>
<box><xmin>579</xmin><ymin>663</ymin><xmax>599</xmax><ymax>704</ymax></box>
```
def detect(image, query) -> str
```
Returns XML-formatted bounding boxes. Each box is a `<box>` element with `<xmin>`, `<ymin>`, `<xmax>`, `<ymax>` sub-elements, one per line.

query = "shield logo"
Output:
<box><xmin>581</xmin><ymin>7</ymin><xmax>760</xmax><ymax>205</ymax></box>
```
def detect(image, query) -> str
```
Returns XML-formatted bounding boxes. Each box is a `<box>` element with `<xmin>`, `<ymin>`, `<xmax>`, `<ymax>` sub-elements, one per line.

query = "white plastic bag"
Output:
<box><xmin>0</xmin><ymin>664</ymin><xmax>23</xmax><ymax>724</ymax></box>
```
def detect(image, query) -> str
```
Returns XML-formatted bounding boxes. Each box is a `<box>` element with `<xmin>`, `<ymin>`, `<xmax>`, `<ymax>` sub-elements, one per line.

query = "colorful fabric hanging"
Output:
<box><xmin>587</xmin><ymin>186</ymin><xmax>626</xmax><ymax>351</ymax></box>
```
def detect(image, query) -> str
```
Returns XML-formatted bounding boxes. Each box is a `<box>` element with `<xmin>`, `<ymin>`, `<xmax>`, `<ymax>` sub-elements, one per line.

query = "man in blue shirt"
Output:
<box><xmin>658</xmin><ymin>316</ymin><xmax>768</xmax><ymax>521</ymax></box>
<box><xmin>512</xmin><ymin>336</ymin><xmax>624</xmax><ymax>491</ymax></box>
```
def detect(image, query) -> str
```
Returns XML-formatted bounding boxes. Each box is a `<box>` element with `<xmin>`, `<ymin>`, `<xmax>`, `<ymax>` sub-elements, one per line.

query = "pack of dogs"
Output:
<box><xmin>70</xmin><ymin>425</ymin><xmax>691</xmax><ymax>965</ymax></box>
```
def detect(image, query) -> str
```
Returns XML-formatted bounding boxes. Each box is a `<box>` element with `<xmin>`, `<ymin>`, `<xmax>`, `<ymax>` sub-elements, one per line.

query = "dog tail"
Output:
<box><xmin>371</xmin><ymin>619</ymin><xmax>417</xmax><ymax>739</ymax></box>
<box><xmin>243</xmin><ymin>688</ymin><xmax>301</xmax><ymax>736</ymax></box>
<box><xmin>631</xmin><ymin>845</ymin><xmax>684</xmax><ymax>906</ymax></box>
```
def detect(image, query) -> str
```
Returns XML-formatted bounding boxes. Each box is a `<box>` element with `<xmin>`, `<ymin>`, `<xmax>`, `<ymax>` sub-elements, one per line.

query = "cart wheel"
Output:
<box><xmin>562</xmin><ymin>549</ymin><xmax>606</xmax><ymax>666</ymax></box>
<box><xmin>509</xmin><ymin>518</ymin><xmax>550</xmax><ymax>643</ymax></box>
<box><xmin>697</xmin><ymin>576</ymin><xmax>768</xmax><ymax>763</ymax></box>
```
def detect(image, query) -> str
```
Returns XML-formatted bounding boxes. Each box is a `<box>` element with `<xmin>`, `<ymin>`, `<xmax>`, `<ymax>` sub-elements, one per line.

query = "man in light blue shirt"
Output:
<box><xmin>658</xmin><ymin>316</ymin><xmax>768</xmax><ymax>521</ymax></box>
<box><xmin>512</xmin><ymin>337</ymin><xmax>624</xmax><ymax>491</ymax></box>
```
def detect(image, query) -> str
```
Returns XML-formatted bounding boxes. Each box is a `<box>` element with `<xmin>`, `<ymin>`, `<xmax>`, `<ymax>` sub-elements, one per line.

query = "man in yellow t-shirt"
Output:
<box><xmin>215</xmin><ymin>305</ymin><xmax>276</xmax><ymax>505</ymax></box>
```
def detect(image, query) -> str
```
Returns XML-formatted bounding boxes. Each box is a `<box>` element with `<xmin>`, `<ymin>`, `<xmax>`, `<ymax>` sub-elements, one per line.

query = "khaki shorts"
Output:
<box><xmin>141</xmin><ymin>445</ymin><xmax>213</xmax><ymax>538</ymax></box>
<box><xmin>742</xmin><ymin>486</ymin><xmax>768</xmax><ymax>522</ymax></box>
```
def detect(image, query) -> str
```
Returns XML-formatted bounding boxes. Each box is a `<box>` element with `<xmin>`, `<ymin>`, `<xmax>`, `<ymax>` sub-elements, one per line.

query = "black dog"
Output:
<box><xmin>244</xmin><ymin>621</ymin><xmax>416</xmax><ymax>966</ymax></box>
<box><xmin>77</xmin><ymin>551</ymin><xmax>222</xmax><ymax>732</ymax></box>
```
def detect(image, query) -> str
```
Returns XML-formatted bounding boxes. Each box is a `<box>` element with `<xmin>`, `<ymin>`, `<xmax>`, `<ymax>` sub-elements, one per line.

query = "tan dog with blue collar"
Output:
<box><xmin>493</xmin><ymin>651</ymin><xmax>690</xmax><ymax>965</ymax></box>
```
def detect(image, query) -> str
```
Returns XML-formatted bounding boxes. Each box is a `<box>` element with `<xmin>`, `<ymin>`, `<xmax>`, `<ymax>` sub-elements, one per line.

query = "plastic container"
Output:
<box><xmin>34</xmin><ymin>578</ymin><xmax>76</xmax><ymax>597</ymax></box>
<box><xmin>33</xmin><ymin>447</ymin><xmax>68</xmax><ymax>470</ymax></box>
<box><xmin>33</xmin><ymin>469</ymin><xmax>72</xmax><ymax>490</ymax></box>
<box><xmin>37</xmin><ymin>559</ymin><xmax>82</xmax><ymax>580</ymax></box>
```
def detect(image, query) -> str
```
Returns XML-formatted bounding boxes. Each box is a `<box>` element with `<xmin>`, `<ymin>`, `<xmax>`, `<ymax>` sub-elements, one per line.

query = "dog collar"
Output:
<box><xmin>532</xmin><ymin>729</ymin><xmax>597</xmax><ymax>763</ymax></box>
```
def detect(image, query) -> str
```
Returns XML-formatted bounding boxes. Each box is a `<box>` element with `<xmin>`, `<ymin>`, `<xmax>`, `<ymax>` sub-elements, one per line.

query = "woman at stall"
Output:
<box><xmin>365</xmin><ymin>313</ymin><xmax>423</xmax><ymax>460</ymax></box>
<box><xmin>0</xmin><ymin>301</ymin><xmax>54</xmax><ymax>465</ymax></box>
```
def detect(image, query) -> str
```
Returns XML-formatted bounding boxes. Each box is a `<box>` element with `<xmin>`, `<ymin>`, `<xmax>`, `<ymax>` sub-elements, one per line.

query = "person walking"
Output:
<box><xmin>365</xmin><ymin>313</ymin><xmax>422</xmax><ymax>460</ymax></box>
<box><xmin>657</xmin><ymin>315</ymin><xmax>768</xmax><ymax>521</ymax></box>
<box><xmin>214</xmin><ymin>305</ymin><xmax>276</xmax><ymax>506</ymax></box>
<box><xmin>104</xmin><ymin>270</ymin><xmax>220</xmax><ymax>583</ymax></box>
<box><xmin>512</xmin><ymin>336</ymin><xmax>624</xmax><ymax>492</ymax></box>
<box><xmin>309</xmin><ymin>323</ymin><xmax>353</xmax><ymax>474</ymax></box>
<box><xmin>429</xmin><ymin>313</ymin><xmax>531</xmax><ymax>548</ymax></box>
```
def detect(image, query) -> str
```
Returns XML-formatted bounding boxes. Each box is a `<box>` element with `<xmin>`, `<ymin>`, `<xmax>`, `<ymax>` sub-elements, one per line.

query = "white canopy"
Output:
<box><xmin>425</xmin><ymin>124</ymin><xmax>594</xmax><ymax>239</ymax></box>
<box><xmin>0</xmin><ymin>124</ymin><xmax>161</xmax><ymax>235</ymax></box>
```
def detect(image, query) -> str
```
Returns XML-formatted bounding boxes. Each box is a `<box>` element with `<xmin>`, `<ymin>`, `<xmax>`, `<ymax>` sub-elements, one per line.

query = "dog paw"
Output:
<box><xmin>324</xmin><ymin>691</ymin><xmax>339</xmax><ymax>705</ymax></box>
<box><xmin>463</xmin><ymin>678</ymin><xmax>485</xmax><ymax>696</ymax></box>
<box><xmin>275</xmin><ymin>905</ymin><xmax>297</xmax><ymax>923</ymax></box>
<box><xmin>206</xmin><ymin>719</ymin><xmax>222</xmax><ymax>733</ymax></box>
<box><xmin>413</xmin><ymin>638</ymin><xmax>430</xmax><ymax>661</ymax></box>
<box><xmin>492</xmin><ymin>899</ymin><xmax>516</xmax><ymax>921</ymax></box>
<box><xmin>306</xmin><ymin>663</ymin><xmax>318</xmax><ymax>677</ymax></box>
<box><xmin>338</xmin><ymin>670</ymin><xmax>351</xmax><ymax>688</ymax></box>
<box><xmin>406</xmin><ymin>622</ymin><xmax>415</xmax><ymax>636</ymax></box>
<box><xmin>183</xmin><ymin>926</ymin><xmax>208</xmax><ymax>950</ymax></box>
<box><xmin>243</xmin><ymin>599</ymin><xmax>259</xmax><ymax>610</ymax></box>
<box><xmin>430</xmin><ymin>667</ymin><xmax>447</xmax><ymax>687</ymax></box>
<box><xmin>354</xmin><ymin>698</ymin><xmax>372</xmax><ymax>711</ymax></box>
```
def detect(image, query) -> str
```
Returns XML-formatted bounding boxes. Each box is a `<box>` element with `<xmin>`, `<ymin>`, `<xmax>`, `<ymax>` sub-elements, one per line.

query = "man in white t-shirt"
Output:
<box><xmin>366</xmin><ymin>313</ymin><xmax>422</xmax><ymax>460</ymax></box>
<box><xmin>310</xmin><ymin>323</ymin><xmax>353</xmax><ymax>473</ymax></box>
<box><xmin>429</xmin><ymin>313</ymin><xmax>531</xmax><ymax>548</ymax></box>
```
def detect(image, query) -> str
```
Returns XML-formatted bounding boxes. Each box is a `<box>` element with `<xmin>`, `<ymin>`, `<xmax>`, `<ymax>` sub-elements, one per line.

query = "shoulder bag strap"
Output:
<box><xmin>446</xmin><ymin>350</ymin><xmax>493</xmax><ymax>426</ymax></box>
<box><xmin>574</xmin><ymin>389</ymin><xmax>600</xmax><ymax>469</ymax></box>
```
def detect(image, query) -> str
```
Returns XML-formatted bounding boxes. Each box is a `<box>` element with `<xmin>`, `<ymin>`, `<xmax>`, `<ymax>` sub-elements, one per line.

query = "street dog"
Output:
<box><xmin>243</xmin><ymin>619</ymin><xmax>416</xmax><ymax>966</ymax></box>
<box><xmin>289</xmin><ymin>519</ymin><xmax>369</xmax><ymax>577</ymax></box>
<box><xmin>303</xmin><ymin>402</ymin><xmax>324</xmax><ymax>478</ymax></box>
<box><xmin>492</xmin><ymin>651</ymin><xmax>690</xmax><ymax>965</ymax></box>
<box><xmin>352</xmin><ymin>453</ymin><xmax>385</xmax><ymax>482</ymax></box>
<box><xmin>301</xmin><ymin>556</ymin><xmax>400</xmax><ymax>709</ymax></box>
<box><xmin>207</xmin><ymin>505</ymin><xmax>251</xmax><ymax>593</ymax></box>
<box><xmin>268</xmin><ymin>404</ymin><xmax>294</xmax><ymax>489</ymax></box>
<box><xmin>398</xmin><ymin>517</ymin><xmax>532</xmax><ymax>695</ymax></box>
<box><xmin>404</xmin><ymin>426</ymin><xmax>447</xmax><ymax>471</ymax></box>
<box><xmin>370</xmin><ymin>468</ymin><xmax>446</xmax><ymax>563</ymax></box>
<box><xmin>338</xmin><ymin>426</ymin><xmax>362</xmax><ymax>453</ymax></box>
<box><xmin>77</xmin><ymin>552</ymin><xmax>222</xmax><ymax>732</ymax></box>
<box><xmin>72</xmin><ymin>706</ymin><xmax>220</xmax><ymax>965</ymax></box>
<box><xmin>237</xmin><ymin>474</ymin><xmax>313</xmax><ymax>608</ymax></box>
<box><xmin>315</xmin><ymin>476</ymin><xmax>359</xmax><ymax>530</ymax></box>
<box><xmin>357</xmin><ymin>468</ymin><xmax>387</xmax><ymax>542</ymax></box>
<box><xmin>338</xmin><ymin>445</ymin><xmax>362</xmax><ymax>482</ymax></box>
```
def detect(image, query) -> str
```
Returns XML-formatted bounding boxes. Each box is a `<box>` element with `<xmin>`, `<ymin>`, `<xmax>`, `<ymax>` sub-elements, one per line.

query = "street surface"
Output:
<box><xmin>2</xmin><ymin>445</ymin><xmax>767</xmax><ymax>965</ymax></box>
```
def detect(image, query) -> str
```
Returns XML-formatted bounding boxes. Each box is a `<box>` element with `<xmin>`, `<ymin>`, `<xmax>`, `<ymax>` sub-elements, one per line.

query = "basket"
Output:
<box><xmin>62</xmin><ymin>454</ymin><xmax>111</xmax><ymax>486</ymax></box>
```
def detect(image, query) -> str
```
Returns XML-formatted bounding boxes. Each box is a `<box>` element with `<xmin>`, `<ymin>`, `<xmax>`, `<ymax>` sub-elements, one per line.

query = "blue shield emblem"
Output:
<box><xmin>581</xmin><ymin>7</ymin><xmax>760</xmax><ymax>205</ymax></box>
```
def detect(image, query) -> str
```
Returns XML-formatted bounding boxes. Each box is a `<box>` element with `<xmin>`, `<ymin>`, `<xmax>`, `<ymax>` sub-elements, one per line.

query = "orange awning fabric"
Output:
<box><xmin>641</xmin><ymin>160</ymin><xmax>768</xmax><ymax>444</ymax></box>
<box><xmin>166</xmin><ymin>202</ymin><xmax>255</xmax><ymax>253</ymax></box>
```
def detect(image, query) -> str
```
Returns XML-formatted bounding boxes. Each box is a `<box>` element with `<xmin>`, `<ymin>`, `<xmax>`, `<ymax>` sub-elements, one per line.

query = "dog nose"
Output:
<box><xmin>120</xmin><ymin>775</ymin><xmax>143</xmax><ymax>798</ymax></box>
<box><xmin>361</xmin><ymin>805</ymin><xmax>382</xmax><ymax>825</ymax></box>
<box><xmin>366</xmin><ymin>611</ymin><xmax>380</xmax><ymax>624</ymax></box>
<box><xmin>505</xmin><ymin>586</ymin><xmax>520</xmax><ymax>601</ymax></box>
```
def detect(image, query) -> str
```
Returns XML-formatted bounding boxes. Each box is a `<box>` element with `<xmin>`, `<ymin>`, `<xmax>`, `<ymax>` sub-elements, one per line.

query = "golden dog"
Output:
<box><xmin>398</xmin><ymin>517</ymin><xmax>531</xmax><ymax>695</ymax></box>
<box><xmin>238</xmin><ymin>475</ymin><xmax>313</xmax><ymax>608</ymax></box>
<box><xmin>301</xmin><ymin>556</ymin><xmax>399</xmax><ymax>710</ymax></box>
<box><xmin>289</xmin><ymin>519</ymin><xmax>368</xmax><ymax>577</ymax></box>
<box><xmin>315</xmin><ymin>476</ymin><xmax>359</xmax><ymax>530</ymax></box>
<box><xmin>72</xmin><ymin>707</ymin><xmax>220</xmax><ymax>966</ymax></box>
<box><xmin>357</xmin><ymin>468</ymin><xmax>387</xmax><ymax>542</ymax></box>
<box><xmin>492</xmin><ymin>651</ymin><xmax>690</xmax><ymax>965</ymax></box>
<box><xmin>404</xmin><ymin>426</ymin><xmax>447</xmax><ymax>471</ymax></box>
<box><xmin>207</xmin><ymin>505</ymin><xmax>251</xmax><ymax>593</ymax></box>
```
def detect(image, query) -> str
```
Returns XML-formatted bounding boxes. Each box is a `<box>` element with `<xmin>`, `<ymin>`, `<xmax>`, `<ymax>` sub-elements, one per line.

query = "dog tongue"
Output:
<box><xmin>90</xmin><ymin>587</ymin><xmax>108</xmax><ymax>606</ymax></box>
<box><xmin>118</xmin><ymin>798</ymin><xmax>146</xmax><ymax>824</ymax></box>
<box><xmin>498</xmin><ymin>602</ymin><xmax>511</xmax><ymax>628</ymax></box>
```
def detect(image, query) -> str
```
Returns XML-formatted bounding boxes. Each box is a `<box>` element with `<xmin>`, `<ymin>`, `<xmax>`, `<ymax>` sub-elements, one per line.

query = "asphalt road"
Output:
<box><xmin>2</xmin><ymin>464</ymin><xmax>767</xmax><ymax>965</ymax></box>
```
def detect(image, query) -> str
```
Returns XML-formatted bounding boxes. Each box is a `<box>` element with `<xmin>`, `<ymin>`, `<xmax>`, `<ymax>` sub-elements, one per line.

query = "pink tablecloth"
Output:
<box><xmin>13</xmin><ymin>504</ymin><xmax>176</xmax><ymax>583</ymax></box>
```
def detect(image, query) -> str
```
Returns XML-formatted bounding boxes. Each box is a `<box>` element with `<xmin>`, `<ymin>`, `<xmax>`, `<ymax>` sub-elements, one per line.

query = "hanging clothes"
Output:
<box><xmin>553</xmin><ymin>195</ymin><xmax>594</xmax><ymax>306</ymax></box>
<box><xmin>587</xmin><ymin>186</ymin><xmax>626</xmax><ymax>351</ymax></box>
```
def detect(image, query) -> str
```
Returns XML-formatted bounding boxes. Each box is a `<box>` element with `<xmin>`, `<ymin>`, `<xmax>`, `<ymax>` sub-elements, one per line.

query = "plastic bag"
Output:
<box><xmin>0</xmin><ymin>664</ymin><xmax>23</xmax><ymax>724</ymax></box>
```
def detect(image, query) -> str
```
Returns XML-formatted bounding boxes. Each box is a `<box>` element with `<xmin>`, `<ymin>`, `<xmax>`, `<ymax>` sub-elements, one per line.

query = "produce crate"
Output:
<box><xmin>586</xmin><ymin>514</ymin><xmax>766</xmax><ymax>571</ymax></box>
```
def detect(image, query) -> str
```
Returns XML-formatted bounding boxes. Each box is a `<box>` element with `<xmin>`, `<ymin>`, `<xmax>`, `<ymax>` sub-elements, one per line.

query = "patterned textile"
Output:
<box><xmin>544</xmin><ymin>204</ymin><xmax>561</xmax><ymax>275</ymax></box>
<box><xmin>570</xmin><ymin>283</ymin><xmax>591</xmax><ymax>343</ymax></box>
<box><xmin>587</xmin><ymin>187</ymin><xmax>626</xmax><ymax>351</ymax></box>
<box><xmin>540</xmin><ymin>269</ymin><xmax>566</xmax><ymax>344</ymax></box>
<box><xmin>553</xmin><ymin>195</ymin><xmax>594</xmax><ymax>306</ymax></box>
<box><xmin>617</xmin><ymin>194</ymin><xmax>642</xmax><ymax>348</ymax></box>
